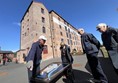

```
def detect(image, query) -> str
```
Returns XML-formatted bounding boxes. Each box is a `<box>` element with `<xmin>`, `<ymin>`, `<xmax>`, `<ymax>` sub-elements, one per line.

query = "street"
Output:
<box><xmin>0</xmin><ymin>55</ymin><xmax>118</xmax><ymax>83</ymax></box>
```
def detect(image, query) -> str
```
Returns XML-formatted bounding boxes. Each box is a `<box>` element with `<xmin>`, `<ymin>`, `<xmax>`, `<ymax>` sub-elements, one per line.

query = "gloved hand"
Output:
<box><xmin>26</xmin><ymin>60</ymin><xmax>33</xmax><ymax>71</ymax></box>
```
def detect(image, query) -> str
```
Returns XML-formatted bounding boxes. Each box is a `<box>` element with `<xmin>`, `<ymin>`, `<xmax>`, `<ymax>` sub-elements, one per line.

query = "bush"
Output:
<box><xmin>71</xmin><ymin>49</ymin><xmax>83</xmax><ymax>56</ymax></box>
<box><xmin>100</xmin><ymin>47</ymin><xmax>109</xmax><ymax>58</ymax></box>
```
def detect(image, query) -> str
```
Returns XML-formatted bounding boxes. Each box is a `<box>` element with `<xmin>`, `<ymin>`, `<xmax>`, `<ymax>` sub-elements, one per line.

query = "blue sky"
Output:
<box><xmin>0</xmin><ymin>0</ymin><xmax>118</xmax><ymax>52</ymax></box>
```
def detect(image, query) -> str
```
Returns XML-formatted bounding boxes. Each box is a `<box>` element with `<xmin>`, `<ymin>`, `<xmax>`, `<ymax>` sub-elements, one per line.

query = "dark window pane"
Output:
<box><xmin>61</xmin><ymin>38</ymin><xmax>64</xmax><ymax>42</ymax></box>
<box><xmin>65</xmin><ymin>26</ymin><xmax>67</xmax><ymax>31</ymax></box>
<box><xmin>41</xmin><ymin>8</ymin><xmax>44</xmax><ymax>14</ymax></box>
<box><xmin>60</xmin><ymin>32</ymin><xmax>63</xmax><ymax>36</ymax></box>
<box><xmin>42</xmin><ymin>17</ymin><xmax>45</xmax><ymax>23</ymax></box>
<box><xmin>42</xmin><ymin>27</ymin><xmax>46</xmax><ymax>33</ymax></box>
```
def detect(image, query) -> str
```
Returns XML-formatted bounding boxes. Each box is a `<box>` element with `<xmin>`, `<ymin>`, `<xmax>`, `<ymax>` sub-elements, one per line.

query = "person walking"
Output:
<box><xmin>78</xmin><ymin>28</ymin><xmax>108</xmax><ymax>83</ymax></box>
<box><xmin>96</xmin><ymin>23</ymin><xmax>118</xmax><ymax>73</ymax></box>
<box><xmin>26</xmin><ymin>35</ymin><xmax>47</xmax><ymax>83</ymax></box>
<box><xmin>3</xmin><ymin>54</ymin><xmax>7</xmax><ymax>65</ymax></box>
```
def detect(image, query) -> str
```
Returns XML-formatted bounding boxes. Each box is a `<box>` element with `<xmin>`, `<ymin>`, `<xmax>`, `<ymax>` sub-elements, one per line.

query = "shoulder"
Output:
<box><xmin>108</xmin><ymin>27</ymin><xmax>116</xmax><ymax>31</ymax></box>
<box><xmin>65</xmin><ymin>45</ymin><xmax>70</xmax><ymax>49</ymax></box>
<box><xmin>86</xmin><ymin>33</ymin><xmax>93</xmax><ymax>38</ymax></box>
<box><xmin>32</xmin><ymin>41</ymin><xmax>39</xmax><ymax>47</ymax></box>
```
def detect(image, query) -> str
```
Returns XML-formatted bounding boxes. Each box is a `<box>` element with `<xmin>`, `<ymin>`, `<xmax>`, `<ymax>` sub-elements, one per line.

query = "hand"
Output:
<box><xmin>26</xmin><ymin>60</ymin><xmax>33</xmax><ymax>71</ymax></box>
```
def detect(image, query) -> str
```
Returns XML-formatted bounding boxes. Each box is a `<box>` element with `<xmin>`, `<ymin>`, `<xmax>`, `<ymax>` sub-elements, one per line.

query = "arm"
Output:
<box><xmin>110</xmin><ymin>28</ymin><xmax>118</xmax><ymax>43</ymax></box>
<box><xmin>110</xmin><ymin>27</ymin><xmax>118</xmax><ymax>35</ymax></box>
<box><xmin>27</xmin><ymin>43</ymin><xmax>37</xmax><ymax>61</ymax></box>
<box><xmin>88</xmin><ymin>34</ymin><xmax>100</xmax><ymax>49</ymax></box>
<box><xmin>26</xmin><ymin>43</ymin><xmax>37</xmax><ymax>70</ymax></box>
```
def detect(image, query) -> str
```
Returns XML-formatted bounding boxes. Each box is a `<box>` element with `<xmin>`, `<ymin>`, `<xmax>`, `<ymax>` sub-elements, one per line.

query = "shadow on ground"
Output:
<box><xmin>85</xmin><ymin>57</ymin><xmax>118</xmax><ymax>83</ymax></box>
<box><xmin>62</xmin><ymin>69</ymin><xmax>92</xmax><ymax>83</ymax></box>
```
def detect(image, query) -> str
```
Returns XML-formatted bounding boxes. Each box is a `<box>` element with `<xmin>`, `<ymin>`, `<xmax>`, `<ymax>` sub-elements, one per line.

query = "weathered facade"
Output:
<box><xmin>17</xmin><ymin>1</ymin><xmax>82</xmax><ymax>63</ymax></box>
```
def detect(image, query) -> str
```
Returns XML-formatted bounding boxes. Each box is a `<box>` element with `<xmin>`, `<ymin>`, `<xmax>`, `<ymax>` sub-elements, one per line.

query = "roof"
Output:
<box><xmin>20</xmin><ymin>1</ymin><xmax>43</xmax><ymax>22</ymax></box>
<box><xmin>16</xmin><ymin>49</ymin><xmax>26</xmax><ymax>52</ymax></box>
<box><xmin>0</xmin><ymin>51</ymin><xmax>14</xmax><ymax>54</ymax></box>
<box><xmin>20</xmin><ymin>1</ymin><xmax>78</xmax><ymax>31</ymax></box>
<box><xmin>49</xmin><ymin>10</ymin><xmax>78</xmax><ymax>31</ymax></box>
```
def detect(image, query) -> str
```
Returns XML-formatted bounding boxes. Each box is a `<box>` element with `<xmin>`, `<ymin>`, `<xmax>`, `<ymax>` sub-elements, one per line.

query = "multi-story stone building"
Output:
<box><xmin>17</xmin><ymin>1</ymin><xmax>82</xmax><ymax>63</ymax></box>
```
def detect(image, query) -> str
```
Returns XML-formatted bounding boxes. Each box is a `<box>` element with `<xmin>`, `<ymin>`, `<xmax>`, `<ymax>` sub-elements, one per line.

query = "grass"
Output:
<box><xmin>100</xmin><ymin>47</ymin><xmax>109</xmax><ymax>58</ymax></box>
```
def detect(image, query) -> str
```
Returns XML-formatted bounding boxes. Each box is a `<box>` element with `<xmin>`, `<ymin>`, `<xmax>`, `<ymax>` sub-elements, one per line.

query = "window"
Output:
<box><xmin>70</xmin><ymin>40</ymin><xmax>73</xmax><ymax>45</ymax></box>
<box><xmin>58</xmin><ymin>17</ymin><xmax>60</xmax><ymax>21</ymax></box>
<box><xmin>61</xmin><ymin>38</ymin><xmax>64</xmax><ymax>42</ymax></box>
<box><xmin>68</xmin><ymin>28</ymin><xmax>70</xmax><ymax>33</ymax></box>
<box><xmin>65</xmin><ymin>26</ymin><xmax>67</xmax><ymax>31</ymax></box>
<box><xmin>41</xmin><ymin>8</ymin><xmax>44</xmax><ymax>14</ymax></box>
<box><xmin>67</xmin><ymin>39</ymin><xmax>70</xmax><ymax>45</ymax></box>
<box><xmin>59</xmin><ymin>25</ymin><xmax>61</xmax><ymax>29</ymax></box>
<box><xmin>60</xmin><ymin>32</ymin><xmax>63</xmax><ymax>36</ymax></box>
<box><xmin>27</xmin><ymin>28</ymin><xmax>29</xmax><ymax>33</ymax></box>
<box><xmin>27</xmin><ymin>19</ymin><xmax>29</xmax><ymax>22</ymax></box>
<box><xmin>25</xmin><ymin>32</ymin><xmax>27</xmax><ymax>36</ymax></box>
<box><xmin>66</xmin><ymin>32</ymin><xmax>68</xmax><ymax>38</ymax></box>
<box><xmin>42</xmin><ymin>17</ymin><xmax>45</xmax><ymax>23</ymax></box>
<box><xmin>69</xmin><ymin>34</ymin><xmax>71</xmax><ymax>39</ymax></box>
<box><xmin>42</xmin><ymin>27</ymin><xmax>46</xmax><ymax>33</ymax></box>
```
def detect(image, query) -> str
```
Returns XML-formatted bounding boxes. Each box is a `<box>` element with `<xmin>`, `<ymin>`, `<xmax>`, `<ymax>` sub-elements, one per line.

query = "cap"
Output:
<box><xmin>78</xmin><ymin>28</ymin><xmax>84</xmax><ymax>31</ymax></box>
<box><xmin>96</xmin><ymin>23</ymin><xmax>107</xmax><ymax>30</ymax></box>
<box><xmin>39</xmin><ymin>35</ymin><xmax>47</xmax><ymax>41</ymax></box>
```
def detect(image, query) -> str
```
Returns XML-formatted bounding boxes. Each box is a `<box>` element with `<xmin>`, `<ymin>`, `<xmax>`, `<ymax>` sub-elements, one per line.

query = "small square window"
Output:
<box><xmin>60</xmin><ymin>32</ymin><xmax>63</xmax><ymax>36</ymax></box>
<box><xmin>59</xmin><ymin>25</ymin><xmax>61</xmax><ymax>29</ymax></box>
<box><xmin>42</xmin><ymin>17</ymin><xmax>45</xmax><ymax>23</ymax></box>
<box><xmin>42</xmin><ymin>27</ymin><xmax>46</xmax><ymax>33</ymax></box>
<box><xmin>61</xmin><ymin>38</ymin><xmax>64</xmax><ymax>42</ymax></box>
<box><xmin>41</xmin><ymin>8</ymin><xmax>44</xmax><ymax>14</ymax></box>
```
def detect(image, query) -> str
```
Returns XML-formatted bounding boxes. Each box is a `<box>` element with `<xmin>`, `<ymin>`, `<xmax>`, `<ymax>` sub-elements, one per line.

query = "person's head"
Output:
<box><xmin>60</xmin><ymin>41</ymin><xmax>65</xmax><ymax>47</ymax></box>
<box><xmin>96</xmin><ymin>23</ymin><xmax>108</xmax><ymax>33</ymax></box>
<box><xmin>38</xmin><ymin>35</ymin><xmax>47</xmax><ymax>45</ymax></box>
<box><xmin>78</xmin><ymin>28</ymin><xmax>85</xmax><ymax>35</ymax></box>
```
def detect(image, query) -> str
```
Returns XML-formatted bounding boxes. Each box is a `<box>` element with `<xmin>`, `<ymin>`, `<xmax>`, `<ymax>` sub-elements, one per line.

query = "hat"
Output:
<box><xmin>96</xmin><ymin>23</ymin><xmax>107</xmax><ymax>30</ymax></box>
<box><xmin>39</xmin><ymin>35</ymin><xmax>47</xmax><ymax>41</ymax></box>
<box><xmin>78</xmin><ymin>28</ymin><xmax>84</xmax><ymax>31</ymax></box>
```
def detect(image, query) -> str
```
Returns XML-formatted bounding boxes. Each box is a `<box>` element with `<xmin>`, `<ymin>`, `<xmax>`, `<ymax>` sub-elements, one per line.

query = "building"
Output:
<box><xmin>17</xmin><ymin>1</ymin><xmax>82</xmax><ymax>63</ymax></box>
<box><xmin>0</xmin><ymin>50</ymin><xmax>14</xmax><ymax>63</ymax></box>
<box><xmin>49</xmin><ymin>10</ymin><xmax>82</xmax><ymax>58</ymax></box>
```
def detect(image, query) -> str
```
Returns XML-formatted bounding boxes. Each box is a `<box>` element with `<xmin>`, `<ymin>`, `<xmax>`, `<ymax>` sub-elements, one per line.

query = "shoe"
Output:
<box><xmin>88</xmin><ymin>78</ymin><xmax>101</xmax><ymax>83</ymax></box>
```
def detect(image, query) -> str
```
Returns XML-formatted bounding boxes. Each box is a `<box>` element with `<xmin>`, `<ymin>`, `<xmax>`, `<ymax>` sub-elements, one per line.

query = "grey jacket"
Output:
<box><xmin>81</xmin><ymin>33</ymin><xmax>100</xmax><ymax>54</ymax></box>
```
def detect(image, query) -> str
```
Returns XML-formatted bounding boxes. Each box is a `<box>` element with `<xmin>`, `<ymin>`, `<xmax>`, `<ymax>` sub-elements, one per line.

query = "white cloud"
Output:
<box><xmin>13</xmin><ymin>22</ymin><xmax>20</xmax><ymax>26</ymax></box>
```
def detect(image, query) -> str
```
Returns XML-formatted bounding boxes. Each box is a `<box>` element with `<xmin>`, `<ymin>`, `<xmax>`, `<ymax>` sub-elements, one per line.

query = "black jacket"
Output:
<box><xmin>102</xmin><ymin>27</ymin><xmax>118</xmax><ymax>50</ymax></box>
<box><xmin>81</xmin><ymin>33</ymin><xmax>100</xmax><ymax>54</ymax></box>
<box><xmin>60</xmin><ymin>45</ymin><xmax>73</xmax><ymax>64</ymax></box>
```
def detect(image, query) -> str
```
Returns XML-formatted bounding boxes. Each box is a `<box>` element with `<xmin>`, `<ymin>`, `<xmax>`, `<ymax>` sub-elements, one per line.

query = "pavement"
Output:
<box><xmin>0</xmin><ymin>54</ymin><xmax>118</xmax><ymax>83</ymax></box>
